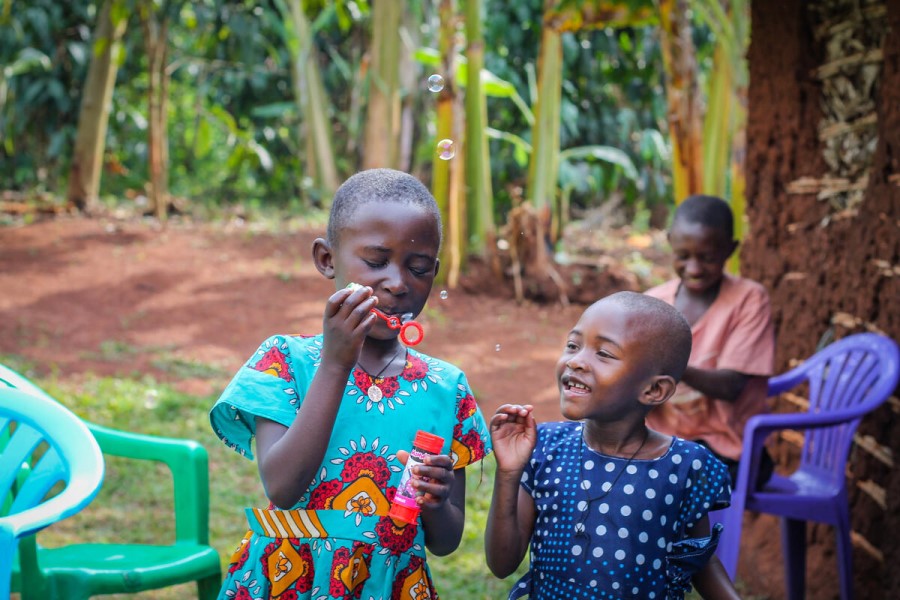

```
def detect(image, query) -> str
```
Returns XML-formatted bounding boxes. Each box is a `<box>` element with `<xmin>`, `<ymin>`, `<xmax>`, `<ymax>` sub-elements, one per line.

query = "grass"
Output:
<box><xmin>12</xmin><ymin>363</ymin><xmax>766</xmax><ymax>599</ymax></box>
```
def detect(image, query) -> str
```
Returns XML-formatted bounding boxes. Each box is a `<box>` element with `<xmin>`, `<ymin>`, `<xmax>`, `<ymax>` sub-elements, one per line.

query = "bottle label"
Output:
<box><xmin>393</xmin><ymin>452</ymin><xmax>428</xmax><ymax>508</ymax></box>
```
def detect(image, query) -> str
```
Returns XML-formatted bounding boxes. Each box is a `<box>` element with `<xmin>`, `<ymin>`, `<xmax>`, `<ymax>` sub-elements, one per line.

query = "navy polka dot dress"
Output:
<box><xmin>509</xmin><ymin>422</ymin><xmax>731</xmax><ymax>600</ymax></box>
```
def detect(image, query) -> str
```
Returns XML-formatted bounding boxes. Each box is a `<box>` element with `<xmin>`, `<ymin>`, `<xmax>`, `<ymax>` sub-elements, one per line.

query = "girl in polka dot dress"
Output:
<box><xmin>485</xmin><ymin>292</ymin><xmax>740</xmax><ymax>599</ymax></box>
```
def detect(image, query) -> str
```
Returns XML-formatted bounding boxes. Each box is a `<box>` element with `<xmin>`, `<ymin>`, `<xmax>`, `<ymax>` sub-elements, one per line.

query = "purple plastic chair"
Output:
<box><xmin>715</xmin><ymin>332</ymin><xmax>899</xmax><ymax>599</ymax></box>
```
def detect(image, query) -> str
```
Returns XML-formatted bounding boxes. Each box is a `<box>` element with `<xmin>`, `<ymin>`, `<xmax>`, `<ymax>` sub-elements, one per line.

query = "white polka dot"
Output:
<box><xmin>596</xmin><ymin>525</ymin><xmax>607</xmax><ymax>536</ymax></box>
<box><xmin>626</xmin><ymin>465</ymin><xmax>637</xmax><ymax>474</ymax></box>
<box><xmin>599</xmin><ymin>503</ymin><xmax>610</xmax><ymax>514</ymax></box>
<box><xmin>665</xmin><ymin>494</ymin><xmax>674</xmax><ymax>505</ymax></box>
<box><xmin>649</xmin><ymin>469</ymin><xmax>659</xmax><ymax>479</ymax></box>
<box><xmin>580</xmin><ymin>480</ymin><xmax>591</xmax><ymax>490</ymax></box>
<box><xmin>632</xmin><ymin>587</ymin><xmax>639</xmax><ymax>595</ymax></box>
<box><xmin>605</xmin><ymin>462</ymin><xmax>616</xmax><ymax>472</ymax></box>
<box><xmin>556</xmin><ymin>466</ymin><xmax>562</xmax><ymax>471</ymax></box>
<box><xmin>544</xmin><ymin>467</ymin><xmax>552</xmax><ymax>474</ymax></box>
<box><xmin>653</xmin><ymin>559</ymin><xmax>662</xmax><ymax>569</ymax></box>
<box><xmin>669</xmin><ymin>474</ymin><xmax>678</xmax><ymax>484</ymax></box>
<box><xmin>618</xmin><ymin>527</ymin><xmax>628</xmax><ymax>538</ymax></box>
<box><xmin>592</xmin><ymin>547</ymin><xmax>603</xmax><ymax>558</ymax></box>
<box><xmin>692</xmin><ymin>459</ymin><xmax>703</xmax><ymax>470</ymax></box>
<box><xmin>645</xmin><ymin>489</ymin><xmax>656</xmax><ymax>499</ymax></box>
<box><xmin>601</xmin><ymin>482</ymin><xmax>612</xmax><ymax>492</ymax></box>
<box><xmin>636</xmin><ymin>553</ymin><xmax>645</xmax><ymax>565</ymax></box>
<box><xmin>577</xmin><ymin>500</ymin><xmax>588</xmax><ymax>511</ymax></box>
<box><xmin>590</xmin><ymin>580</ymin><xmax>598</xmax><ymax>587</ymax></box>
<box><xmin>615</xmin><ymin>549</ymin><xmax>626</xmax><ymax>560</ymax></box>
<box><xmin>547</xmin><ymin>454</ymin><xmax>554</xmax><ymax>461</ymax></box>
<box><xmin>620</xmin><ymin>505</ymin><xmax>632</xmax><ymax>517</ymax></box>
<box><xmin>658</xmin><ymin>537</ymin><xmax>666</xmax><ymax>548</ymax></box>
<box><xmin>623</xmin><ymin>484</ymin><xmax>634</xmax><ymax>495</ymax></box>
<box><xmin>554</xmin><ymin>478</ymin><xmax>560</xmax><ymax>484</ymax></box>
<box><xmin>672</xmin><ymin>453</ymin><xmax>682</xmax><ymax>464</ymax></box>
<box><xmin>642</xmin><ymin>509</ymin><xmax>653</xmax><ymax>521</ymax></box>
<box><xmin>574</xmin><ymin>522</ymin><xmax>585</xmax><ymax>533</ymax></box>
<box><xmin>612</xmin><ymin>582</ymin><xmax>620</xmax><ymax>590</ymax></box>
<box><xmin>572</xmin><ymin>545</ymin><xmax>582</xmax><ymax>556</ymax></box>
<box><xmin>649</xmin><ymin>593</ymin><xmax>656</xmax><ymax>599</ymax></box>
<box><xmin>660</xmin><ymin>515</ymin><xmax>667</xmax><ymax>526</ymax></box>
<box><xmin>584</xmin><ymin>460</ymin><xmax>594</xmax><ymax>470</ymax></box>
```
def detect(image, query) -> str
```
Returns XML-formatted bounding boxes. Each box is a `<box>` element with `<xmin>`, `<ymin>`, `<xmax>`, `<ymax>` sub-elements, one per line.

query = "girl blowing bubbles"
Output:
<box><xmin>485</xmin><ymin>292</ymin><xmax>740</xmax><ymax>600</ymax></box>
<box><xmin>211</xmin><ymin>169</ymin><xmax>491</xmax><ymax>599</ymax></box>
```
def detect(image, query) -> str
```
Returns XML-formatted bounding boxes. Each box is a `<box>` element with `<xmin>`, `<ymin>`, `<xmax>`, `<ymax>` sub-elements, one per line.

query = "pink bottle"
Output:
<box><xmin>388</xmin><ymin>431</ymin><xmax>445</xmax><ymax>524</ymax></box>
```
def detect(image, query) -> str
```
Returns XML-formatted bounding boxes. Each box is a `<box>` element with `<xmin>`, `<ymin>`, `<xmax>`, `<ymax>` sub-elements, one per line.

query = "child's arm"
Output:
<box><xmin>484</xmin><ymin>404</ymin><xmax>538</xmax><ymax>578</ymax></box>
<box><xmin>681</xmin><ymin>367</ymin><xmax>752</xmax><ymax>403</ymax></box>
<box><xmin>256</xmin><ymin>285</ymin><xmax>378</xmax><ymax>508</ymax></box>
<box><xmin>688</xmin><ymin>516</ymin><xmax>742</xmax><ymax>599</ymax></box>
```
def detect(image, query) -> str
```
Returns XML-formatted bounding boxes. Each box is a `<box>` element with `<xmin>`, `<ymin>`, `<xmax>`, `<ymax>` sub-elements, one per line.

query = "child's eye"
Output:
<box><xmin>364</xmin><ymin>260</ymin><xmax>387</xmax><ymax>269</ymax></box>
<box><xmin>597</xmin><ymin>350</ymin><xmax>615</xmax><ymax>359</ymax></box>
<box><xmin>565</xmin><ymin>341</ymin><xmax>578</xmax><ymax>351</ymax></box>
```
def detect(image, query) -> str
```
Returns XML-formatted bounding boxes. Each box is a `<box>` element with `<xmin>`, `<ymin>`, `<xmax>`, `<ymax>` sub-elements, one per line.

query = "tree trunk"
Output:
<box><xmin>284</xmin><ymin>0</ymin><xmax>339</xmax><ymax>203</ymax></box>
<box><xmin>658</xmin><ymin>0</ymin><xmax>704</xmax><ymax>202</ymax></box>
<box><xmin>432</xmin><ymin>0</ymin><xmax>464</xmax><ymax>286</ymax></box>
<box><xmin>67</xmin><ymin>0</ymin><xmax>127</xmax><ymax>212</ymax></box>
<box><xmin>464</xmin><ymin>0</ymin><xmax>493</xmax><ymax>255</ymax></box>
<box><xmin>741</xmin><ymin>0</ymin><xmax>898</xmax><ymax>597</ymax></box>
<box><xmin>362</xmin><ymin>0</ymin><xmax>402</xmax><ymax>170</ymax></box>
<box><xmin>141</xmin><ymin>4</ymin><xmax>169</xmax><ymax>222</ymax></box>
<box><xmin>525</xmin><ymin>7</ymin><xmax>562</xmax><ymax>212</ymax></box>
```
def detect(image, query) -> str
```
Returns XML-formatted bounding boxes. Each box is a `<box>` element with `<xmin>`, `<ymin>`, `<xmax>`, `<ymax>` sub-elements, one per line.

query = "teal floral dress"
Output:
<box><xmin>210</xmin><ymin>334</ymin><xmax>492</xmax><ymax>600</ymax></box>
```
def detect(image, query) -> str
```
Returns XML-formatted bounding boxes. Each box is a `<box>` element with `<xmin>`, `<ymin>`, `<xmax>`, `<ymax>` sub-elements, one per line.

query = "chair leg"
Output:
<box><xmin>781</xmin><ymin>517</ymin><xmax>807</xmax><ymax>600</ymax></box>
<box><xmin>197</xmin><ymin>572</ymin><xmax>222</xmax><ymax>600</ymax></box>
<box><xmin>835</xmin><ymin>508</ymin><xmax>854</xmax><ymax>600</ymax></box>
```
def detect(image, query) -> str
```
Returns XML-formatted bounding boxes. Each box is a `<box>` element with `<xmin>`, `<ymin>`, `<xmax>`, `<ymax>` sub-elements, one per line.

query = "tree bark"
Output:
<box><xmin>362</xmin><ymin>0</ymin><xmax>403</xmax><ymax>170</ymax></box>
<box><xmin>67</xmin><ymin>0</ymin><xmax>127</xmax><ymax>212</ymax></box>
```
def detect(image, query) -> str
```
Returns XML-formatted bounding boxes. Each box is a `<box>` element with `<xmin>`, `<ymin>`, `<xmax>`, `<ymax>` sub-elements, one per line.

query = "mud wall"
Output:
<box><xmin>741</xmin><ymin>0</ymin><xmax>900</xmax><ymax>598</ymax></box>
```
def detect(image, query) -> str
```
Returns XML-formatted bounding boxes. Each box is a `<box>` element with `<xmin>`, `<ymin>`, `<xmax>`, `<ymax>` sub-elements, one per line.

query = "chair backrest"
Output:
<box><xmin>768</xmin><ymin>333</ymin><xmax>900</xmax><ymax>476</ymax></box>
<box><xmin>0</xmin><ymin>387</ymin><xmax>104</xmax><ymax>597</ymax></box>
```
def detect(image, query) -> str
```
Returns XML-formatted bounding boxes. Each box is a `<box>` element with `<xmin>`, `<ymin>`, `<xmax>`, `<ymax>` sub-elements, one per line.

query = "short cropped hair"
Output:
<box><xmin>605</xmin><ymin>291</ymin><xmax>693</xmax><ymax>380</ymax></box>
<box><xmin>326</xmin><ymin>168</ymin><xmax>442</xmax><ymax>247</ymax></box>
<box><xmin>673</xmin><ymin>195</ymin><xmax>734</xmax><ymax>239</ymax></box>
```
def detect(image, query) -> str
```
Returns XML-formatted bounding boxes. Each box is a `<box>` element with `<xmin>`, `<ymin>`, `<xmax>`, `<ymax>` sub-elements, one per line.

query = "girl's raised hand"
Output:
<box><xmin>490</xmin><ymin>404</ymin><xmax>536</xmax><ymax>473</ymax></box>
<box><xmin>321</xmin><ymin>285</ymin><xmax>379</xmax><ymax>369</ymax></box>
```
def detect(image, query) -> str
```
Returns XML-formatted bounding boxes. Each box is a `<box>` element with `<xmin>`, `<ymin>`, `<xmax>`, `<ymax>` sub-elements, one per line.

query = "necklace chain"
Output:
<box><xmin>580</xmin><ymin>426</ymin><xmax>649</xmax><ymax>503</ymax></box>
<box><xmin>358</xmin><ymin>346</ymin><xmax>405</xmax><ymax>380</ymax></box>
<box><xmin>358</xmin><ymin>347</ymin><xmax>406</xmax><ymax>402</ymax></box>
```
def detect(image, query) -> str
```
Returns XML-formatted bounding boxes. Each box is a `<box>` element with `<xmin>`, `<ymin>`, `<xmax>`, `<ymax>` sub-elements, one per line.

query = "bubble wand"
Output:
<box><xmin>346</xmin><ymin>283</ymin><xmax>425</xmax><ymax>346</ymax></box>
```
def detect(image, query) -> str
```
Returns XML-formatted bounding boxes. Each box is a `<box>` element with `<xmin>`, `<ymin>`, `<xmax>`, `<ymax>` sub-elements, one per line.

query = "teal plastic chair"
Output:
<box><xmin>0</xmin><ymin>363</ymin><xmax>222</xmax><ymax>599</ymax></box>
<box><xmin>1</xmin><ymin>387</ymin><xmax>105</xmax><ymax>600</ymax></box>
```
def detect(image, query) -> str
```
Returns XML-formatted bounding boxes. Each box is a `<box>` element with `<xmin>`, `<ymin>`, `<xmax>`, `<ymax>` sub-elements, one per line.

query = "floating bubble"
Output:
<box><xmin>495</xmin><ymin>344</ymin><xmax>501</xmax><ymax>352</ymax></box>
<box><xmin>436</xmin><ymin>139</ymin><xmax>456</xmax><ymax>160</ymax></box>
<box><xmin>440</xmin><ymin>290</ymin><xmax>448</xmax><ymax>300</ymax></box>
<box><xmin>427</xmin><ymin>74</ymin><xmax>445</xmax><ymax>93</ymax></box>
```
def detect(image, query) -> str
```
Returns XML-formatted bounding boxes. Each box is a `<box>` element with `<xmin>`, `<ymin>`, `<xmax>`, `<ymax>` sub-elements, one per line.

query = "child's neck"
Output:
<box><xmin>675</xmin><ymin>278</ymin><xmax>723</xmax><ymax>326</ymax></box>
<box><xmin>583</xmin><ymin>421</ymin><xmax>649</xmax><ymax>459</ymax></box>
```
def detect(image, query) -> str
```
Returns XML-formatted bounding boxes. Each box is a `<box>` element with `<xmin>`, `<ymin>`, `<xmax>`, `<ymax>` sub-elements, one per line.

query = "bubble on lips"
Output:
<box><xmin>400</xmin><ymin>313</ymin><xmax>413</xmax><ymax>323</ymax></box>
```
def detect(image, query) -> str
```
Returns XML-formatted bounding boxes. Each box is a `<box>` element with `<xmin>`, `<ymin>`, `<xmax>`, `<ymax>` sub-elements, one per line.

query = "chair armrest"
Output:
<box><xmin>86</xmin><ymin>423</ymin><xmax>210</xmax><ymax>545</ymax></box>
<box><xmin>743</xmin><ymin>409</ymin><xmax>866</xmax><ymax>441</ymax></box>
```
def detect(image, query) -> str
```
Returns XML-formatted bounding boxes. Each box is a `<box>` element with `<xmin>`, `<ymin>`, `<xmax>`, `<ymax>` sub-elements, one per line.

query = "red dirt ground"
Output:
<box><xmin>0</xmin><ymin>216</ymin><xmax>606</xmax><ymax>423</ymax></box>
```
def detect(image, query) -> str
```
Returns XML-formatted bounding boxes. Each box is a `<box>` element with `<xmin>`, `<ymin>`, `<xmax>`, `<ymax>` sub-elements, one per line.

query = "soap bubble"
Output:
<box><xmin>440</xmin><ymin>290</ymin><xmax>448</xmax><ymax>300</ymax></box>
<box><xmin>495</xmin><ymin>344</ymin><xmax>501</xmax><ymax>352</ymax></box>
<box><xmin>436</xmin><ymin>139</ymin><xmax>456</xmax><ymax>160</ymax></box>
<box><xmin>427</xmin><ymin>74</ymin><xmax>445</xmax><ymax>92</ymax></box>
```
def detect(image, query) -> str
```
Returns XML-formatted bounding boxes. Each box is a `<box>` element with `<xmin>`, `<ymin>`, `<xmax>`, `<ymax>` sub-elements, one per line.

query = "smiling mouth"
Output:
<box><xmin>562</xmin><ymin>376</ymin><xmax>591</xmax><ymax>393</ymax></box>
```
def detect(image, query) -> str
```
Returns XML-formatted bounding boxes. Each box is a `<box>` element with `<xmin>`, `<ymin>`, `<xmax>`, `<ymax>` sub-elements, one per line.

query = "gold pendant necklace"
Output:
<box><xmin>359</xmin><ymin>347</ymin><xmax>405</xmax><ymax>402</ymax></box>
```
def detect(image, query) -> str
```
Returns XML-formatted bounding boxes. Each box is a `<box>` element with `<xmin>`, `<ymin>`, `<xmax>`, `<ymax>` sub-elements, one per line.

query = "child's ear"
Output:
<box><xmin>312</xmin><ymin>237</ymin><xmax>335</xmax><ymax>279</ymax></box>
<box><xmin>433</xmin><ymin>258</ymin><xmax>441</xmax><ymax>278</ymax></box>
<box><xmin>639</xmin><ymin>375</ymin><xmax>677</xmax><ymax>407</ymax></box>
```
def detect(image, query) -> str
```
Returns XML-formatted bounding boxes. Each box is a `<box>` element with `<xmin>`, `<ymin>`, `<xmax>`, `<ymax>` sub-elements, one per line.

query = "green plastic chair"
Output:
<box><xmin>0</xmin><ymin>363</ymin><xmax>222</xmax><ymax>599</ymax></box>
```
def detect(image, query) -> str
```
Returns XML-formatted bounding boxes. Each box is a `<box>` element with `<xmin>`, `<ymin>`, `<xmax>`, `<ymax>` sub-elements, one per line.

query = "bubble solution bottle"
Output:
<box><xmin>388</xmin><ymin>430</ymin><xmax>445</xmax><ymax>524</ymax></box>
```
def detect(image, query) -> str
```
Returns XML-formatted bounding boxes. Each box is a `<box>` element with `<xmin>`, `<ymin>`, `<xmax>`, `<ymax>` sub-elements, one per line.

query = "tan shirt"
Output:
<box><xmin>645</xmin><ymin>275</ymin><xmax>776</xmax><ymax>460</ymax></box>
